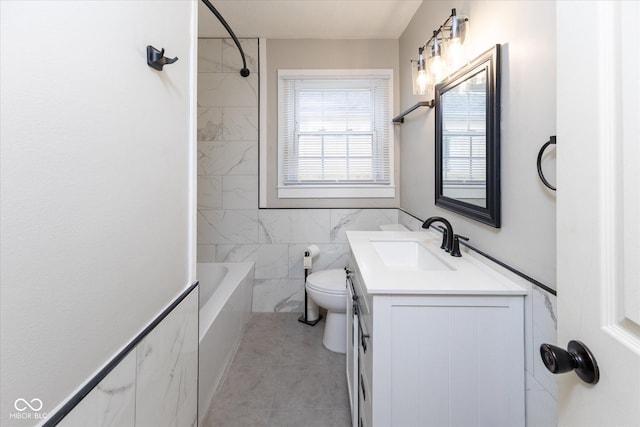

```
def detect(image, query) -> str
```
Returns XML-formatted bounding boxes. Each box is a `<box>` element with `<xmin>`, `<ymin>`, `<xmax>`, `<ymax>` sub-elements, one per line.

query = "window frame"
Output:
<box><xmin>277</xmin><ymin>69</ymin><xmax>395</xmax><ymax>199</ymax></box>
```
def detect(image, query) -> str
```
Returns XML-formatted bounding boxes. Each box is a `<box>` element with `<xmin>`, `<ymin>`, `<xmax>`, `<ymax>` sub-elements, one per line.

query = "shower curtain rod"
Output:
<box><xmin>200</xmin><ymin>0</ymin><xmax>251</xmax><ymax>77</ymax></box>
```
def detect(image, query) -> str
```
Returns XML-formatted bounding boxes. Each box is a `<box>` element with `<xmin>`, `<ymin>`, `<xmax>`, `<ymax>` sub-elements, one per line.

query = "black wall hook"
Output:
<box><xmin>146</xmin><ymin>45</ymin><xmax>178</xmax><ymax>71</ymax></box>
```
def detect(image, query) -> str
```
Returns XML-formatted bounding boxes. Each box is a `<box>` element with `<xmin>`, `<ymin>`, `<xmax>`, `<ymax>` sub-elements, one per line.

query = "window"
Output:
<box><xmin>441</xmin><ymin>81</ymin><xmax>486</xmax><ymax>199</ymax></box>
<box><xmin>278</xmin><ymin>69</ymin><xmax>394</xmax><ymax>198</ymax></box>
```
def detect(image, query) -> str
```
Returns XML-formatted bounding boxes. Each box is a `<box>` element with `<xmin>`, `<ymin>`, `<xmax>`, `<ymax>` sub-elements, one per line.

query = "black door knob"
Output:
<box><xmin>540</xmin><ymin>340</ymin><xmax>600</xmax><ymax>385</ymax></box>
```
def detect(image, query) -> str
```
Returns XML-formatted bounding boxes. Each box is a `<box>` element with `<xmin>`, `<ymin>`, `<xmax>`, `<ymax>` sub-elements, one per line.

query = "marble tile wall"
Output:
<box><xmin>59</xmin><ymin>353</ymin><xmax>136</xmax><ymax>427</ymax></box>
<box><xmin>58</xmin><ymin>289</ymin><xmax>198</xmax><ymax>427</ymax></box>
<box><xmin>399</xmin><ymin>209</ymin><xmax>558</xmax><ymax>427</ymax></box>
<box><xmin>197</xmin><ymin>38</ymin><xmax>399</xmax><ymax>313</ymax></box>
<box><xmin>197</xmin><ymin>37</ymin><xmax>259</xmax><ymax>267</ymax></box>
<box><xmin>136</xmin><ymin>290</ymin><xmax>198</xmax><ymax>427</ymax></box>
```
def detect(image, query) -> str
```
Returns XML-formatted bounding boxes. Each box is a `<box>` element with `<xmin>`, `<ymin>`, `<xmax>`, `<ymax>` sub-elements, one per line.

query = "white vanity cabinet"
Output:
<box><xmin>346</xmin><ymin>231</ymin><xmax>526</xmax><ymax>427</ymax></box>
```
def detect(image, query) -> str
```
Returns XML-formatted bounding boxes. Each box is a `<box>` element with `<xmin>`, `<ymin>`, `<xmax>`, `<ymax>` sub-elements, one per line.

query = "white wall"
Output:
<box><xmin>0</xmin><ymin>1</ymin><xmax>197</xmax><ymax>422</ymax></box>
<box><xmin>399</xmin><ymin>0</ymin><xmax>557</xmax><ymax>288</ymax></box>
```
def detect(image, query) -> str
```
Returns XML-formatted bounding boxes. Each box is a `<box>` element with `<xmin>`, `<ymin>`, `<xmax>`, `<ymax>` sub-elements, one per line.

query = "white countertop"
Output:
<box><xmin>347</xmin><ymin>230</ymin><xmax>527</xmax><ymax>296</ymax></box>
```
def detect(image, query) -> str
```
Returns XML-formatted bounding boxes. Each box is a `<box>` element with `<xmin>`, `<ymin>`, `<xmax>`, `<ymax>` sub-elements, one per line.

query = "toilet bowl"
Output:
<box><xmin>305</xmin><ymin>269</ymin><xmax>347</xmax><ymax>353</ymax></box>
<box><xmin>304</xmin><ymin>224</ymin><xmax>407</xmax><ymax>354</ymax></box>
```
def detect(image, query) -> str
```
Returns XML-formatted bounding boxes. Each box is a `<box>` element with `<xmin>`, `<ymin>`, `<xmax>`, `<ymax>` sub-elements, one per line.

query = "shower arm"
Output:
<box><xmin>200</xmin><ymin>0</ymin><xmax>251</xmax><ymax>77</ymax></box>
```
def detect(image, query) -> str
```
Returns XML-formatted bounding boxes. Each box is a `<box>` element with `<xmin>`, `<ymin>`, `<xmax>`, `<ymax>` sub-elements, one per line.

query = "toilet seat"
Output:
<box><xmin>306</xmin><ymin>269</ymin><xmax>346</xmax><ymax>295</ymax></box>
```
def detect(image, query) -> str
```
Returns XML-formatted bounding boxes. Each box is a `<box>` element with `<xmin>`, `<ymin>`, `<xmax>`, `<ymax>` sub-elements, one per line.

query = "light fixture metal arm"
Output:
<box><xmin>200</xmin><ymin>0</ymin><xmax>250</xmax><ymax>77</ymax></box>
<box><xmin>418</xmin><ymin>8</ymin><xmax>465</xmax><ymax>54</ymax></box>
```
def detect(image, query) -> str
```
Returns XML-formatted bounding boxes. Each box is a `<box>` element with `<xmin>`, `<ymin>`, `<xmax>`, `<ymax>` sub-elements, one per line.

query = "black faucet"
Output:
<box><xmin>422</xmin><ymin>216</ymin><xmax>454</xmax><ymax>253</ymax></box>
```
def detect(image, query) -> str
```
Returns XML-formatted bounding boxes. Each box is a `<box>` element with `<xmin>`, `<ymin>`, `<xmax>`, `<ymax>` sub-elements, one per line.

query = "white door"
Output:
<box><xmin>555</xmin><ymin>1</ymin><xmax>640</xmax><ymax>426</ymax></box>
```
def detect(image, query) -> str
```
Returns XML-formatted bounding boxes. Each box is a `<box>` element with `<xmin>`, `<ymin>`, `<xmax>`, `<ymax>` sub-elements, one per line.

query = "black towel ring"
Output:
<box><xmin>537</xmin><ymin>136</ymin><xmax>557</xmax><ymax>191</ymax></box>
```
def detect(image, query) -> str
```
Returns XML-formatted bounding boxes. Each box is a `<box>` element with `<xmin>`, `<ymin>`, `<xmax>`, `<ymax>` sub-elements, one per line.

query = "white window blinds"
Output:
<box><xmin>278</xmin><ymin>70</ymin><xmax>394</xmax><ymax>198</ymax></box>
<box><xmin>441</xmin><ymin>87</ymin><xmax>486</xmax><ymax>185</ymax></box>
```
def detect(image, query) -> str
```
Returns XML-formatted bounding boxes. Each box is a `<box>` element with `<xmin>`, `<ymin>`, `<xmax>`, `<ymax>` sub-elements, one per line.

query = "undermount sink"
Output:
<box><xmin>370</xmin><ymin>240</ymin><xmax>452</xmax><ymax>271</ymax></box>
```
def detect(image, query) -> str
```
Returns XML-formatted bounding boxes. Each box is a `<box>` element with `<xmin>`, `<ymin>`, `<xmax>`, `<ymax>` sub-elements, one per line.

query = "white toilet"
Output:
<box><xmin>305</xmin><ymin>268</ymin><xmax>347</xmax><ymax>353</ymax></box>
<box><xmin>305</xmin><ymin>224</ymin><xmax>409</xmax><ymax>354</ymax></box>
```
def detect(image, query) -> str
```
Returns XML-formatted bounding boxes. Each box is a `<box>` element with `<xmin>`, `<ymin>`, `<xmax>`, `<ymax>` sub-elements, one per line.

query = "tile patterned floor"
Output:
<box><xmin>201</xmin><ymin>312</ymin><xmax>351</xmax><ymax>427</ymax></box>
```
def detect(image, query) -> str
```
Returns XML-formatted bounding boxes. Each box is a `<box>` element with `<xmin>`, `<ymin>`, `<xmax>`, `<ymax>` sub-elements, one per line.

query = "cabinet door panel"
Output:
<box><xmin>392</xmin><ymin>306</ymin><xmax>450</xmax><ymax>426</ymax></box>
<box><xmin>388</xmin><ymin>299</ymin><xmax>523</xmax><ymax>427</ymax></box>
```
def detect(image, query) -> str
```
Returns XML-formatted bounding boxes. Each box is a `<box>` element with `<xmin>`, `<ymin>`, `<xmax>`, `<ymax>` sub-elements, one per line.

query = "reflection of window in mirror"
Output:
<box><xmin>441</xmin><ymin>69</ymin><xmax>487</xmax><ymax>208</ymax></box>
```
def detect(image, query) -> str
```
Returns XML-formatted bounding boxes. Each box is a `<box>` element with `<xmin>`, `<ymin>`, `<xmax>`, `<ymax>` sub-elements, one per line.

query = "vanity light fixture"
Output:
<box><xmin>411</xmin><ymin>47</ymin><xmax>429</xmax><ymax>95</ymax></box>
<box><xmin>411</xmin><ymin>8</ymin><xmax>469</xmax><ymax>97</ymax></box>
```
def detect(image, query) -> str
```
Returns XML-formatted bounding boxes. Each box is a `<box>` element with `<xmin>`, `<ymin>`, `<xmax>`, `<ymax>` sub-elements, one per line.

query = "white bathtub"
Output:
<box><xmin>197</xmin><ymin>262</ymin><xmax>254</xmax><ymax>424</ymax></box>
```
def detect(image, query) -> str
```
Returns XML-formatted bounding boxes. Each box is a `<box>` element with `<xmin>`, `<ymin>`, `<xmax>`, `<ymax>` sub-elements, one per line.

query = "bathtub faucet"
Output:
<box><xmin>421</xmin><ymin>216</ymin><xmax>454</xmax><ymax>254</ymax></box>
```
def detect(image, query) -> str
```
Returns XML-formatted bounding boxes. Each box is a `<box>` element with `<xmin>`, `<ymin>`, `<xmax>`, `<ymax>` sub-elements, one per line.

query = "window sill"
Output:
<box><xmin>278</xmin><ymin>186</ymin><xmax>395</xmax><ymax>199</ymax></box>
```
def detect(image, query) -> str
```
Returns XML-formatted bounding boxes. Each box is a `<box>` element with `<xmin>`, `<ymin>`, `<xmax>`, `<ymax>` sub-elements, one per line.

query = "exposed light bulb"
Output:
<box><xmin>429</xmin><ymin>30</ymin><xmax>447</xmax><ymax>82</ymax></box>
<box><xmin>412</xmin><ymin>47</ymin><xmax>431</xmax><ymax>95</ymax></box>
<box><xmin>448</xmin><ymin>13</ymin><xmax>468</xmax><ymax>72</ymax></box>
<box><xmin>430</xmin><ymin>54</ymin><xmax>445</xmax><ymax>82</ymax></box>
<box><xmin>416</xmin><ymin>69</ymin><xmax>429</xmax><ymax>94</ymax></box>
<box><xmin>448</xmin><ymin>38</ymin><xmax>465</xmax><ymax>70</ymax></box>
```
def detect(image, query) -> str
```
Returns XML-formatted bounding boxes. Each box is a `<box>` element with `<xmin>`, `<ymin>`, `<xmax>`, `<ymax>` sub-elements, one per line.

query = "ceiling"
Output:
<box><xmin>198</xmin><ymin>0</ymin><xmax>423</xmax><ymax>39</ymax></box>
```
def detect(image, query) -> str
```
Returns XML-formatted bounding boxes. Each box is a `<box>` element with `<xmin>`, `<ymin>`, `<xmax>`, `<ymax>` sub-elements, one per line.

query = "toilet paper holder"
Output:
<box><xmin>298</xmin><ymin>245</ymin><xmax>323</xmax><ymax>326</ymax></box>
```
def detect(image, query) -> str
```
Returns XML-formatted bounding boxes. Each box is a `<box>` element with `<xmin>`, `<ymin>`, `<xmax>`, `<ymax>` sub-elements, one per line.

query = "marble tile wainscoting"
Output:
<box><xmin>56</xmin><ymin>287</ymin><xmax>199</xmax><ymax>427</ymax></box>
<box><xmin>198</xmin><ymin>208</ymin><xmax>399</xmax><ymax>312</ymax></box>
<box><xmin>399</xmin><ymin>210</ymin><xmax>559</xmax><ymax>427</ymax></box>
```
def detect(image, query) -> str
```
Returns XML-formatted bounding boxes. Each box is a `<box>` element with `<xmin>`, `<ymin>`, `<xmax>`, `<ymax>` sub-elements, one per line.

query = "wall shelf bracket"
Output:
<box><xmin>392</xmin><ymin>100</ymin><xmax>434</xmax><ymax>124</ymax></box>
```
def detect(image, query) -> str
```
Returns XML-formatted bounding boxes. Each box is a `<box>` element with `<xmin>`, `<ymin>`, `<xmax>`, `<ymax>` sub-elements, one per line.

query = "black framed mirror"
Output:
<box><xmin>435</xmin><ymin>44</ymin><xmax>501</xmax><ymax>227</ymax></box>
